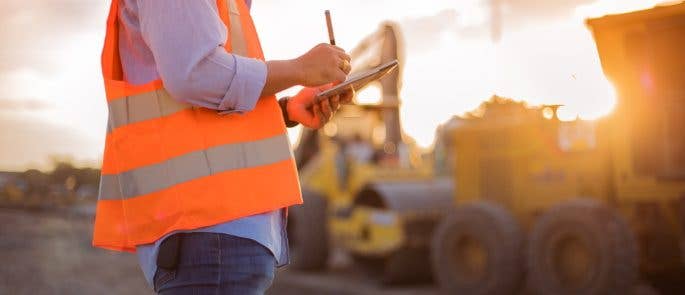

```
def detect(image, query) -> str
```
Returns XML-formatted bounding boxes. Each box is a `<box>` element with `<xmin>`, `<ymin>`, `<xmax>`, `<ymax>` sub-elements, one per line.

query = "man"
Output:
<box><xmin>93</xmin><ymin>0</ymin><xmax>354</xmax><ymax>294</ymax></box>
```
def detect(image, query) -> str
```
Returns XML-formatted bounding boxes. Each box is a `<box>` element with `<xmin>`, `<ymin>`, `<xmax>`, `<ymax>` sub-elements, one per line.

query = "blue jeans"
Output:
<box><xmin>153</xmin><ymin>233</ymin><xmax>276</xmax><ymax>295</ymax></box>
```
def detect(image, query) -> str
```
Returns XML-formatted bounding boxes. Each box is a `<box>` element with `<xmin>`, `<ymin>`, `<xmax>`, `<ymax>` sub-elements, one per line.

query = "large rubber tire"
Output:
<box><xmin>288</xmin><ymin>190</ymin><xmax>329</xmax><ymax>271</ymax></box>
<box><xmin>527</xmin><ymin>199</ymin><xmax>638</xmax><ymax>295</ymax></box>
<box><xmin>431</xmin><ymin>202</ymin><xmax>524</xmax><ymax>295</ymax></box>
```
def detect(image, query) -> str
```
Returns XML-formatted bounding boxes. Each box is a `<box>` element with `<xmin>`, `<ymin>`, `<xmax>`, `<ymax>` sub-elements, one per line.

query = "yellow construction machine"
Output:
<box><xmin>430</xmin><ymin>3</ymin><xmax>685</xmax><ymax>294</ymax></box>
<box><xmin>288</xmin><ymin>23</ymin><xmax>453</xmax><ymax>283</ymax></box>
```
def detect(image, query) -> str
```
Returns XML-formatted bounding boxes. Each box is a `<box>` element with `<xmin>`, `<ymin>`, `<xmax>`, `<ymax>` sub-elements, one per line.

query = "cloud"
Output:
<box><xmin>495</xmin><ymin>0</ymin><xmax>596</xmax><ymax>26</ymax></box>
<box><xmin>499</xmin><ymin>0</ymin><xmax>597</xmax><ymax>17</ymax></box>
<box><xmin>0</xmin><ymin>0</ymin><xmax>104</xmax><ymax>75</ymax></box>
<box><xmin>400</xmin><ymin>9</ymin><xmax>462</xmax><ymax>53</ymax></box>
<box><xmin>0</xmin><ymin>98</ymin><xmax>52</xmax><ymax>110</ymax></box>
<box><xmin>399</xmin><ymin>8</ymin><xmax>495</xmax><ymax>54</ymax></box>
<box><xmin>0</xmin><ymin>1</ymin><xmax>106</xmax><ymax>170</ymax></box>
<box><xmin>399</xmin><ymin>0</ymin><xmax>597</xmax><ymax>50</ymax></box>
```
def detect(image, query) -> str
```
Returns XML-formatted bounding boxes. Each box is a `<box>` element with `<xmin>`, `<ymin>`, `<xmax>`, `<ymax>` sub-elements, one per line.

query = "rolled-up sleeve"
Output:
<box><xmin>137</xmin><ymin>0</ymin><xmax>266</xmax><ymax>112</ymax></box>
<box><xmin>217</xmin><ymin>54</ymin><xmax>267</xmax><ymax>113</ymax></box>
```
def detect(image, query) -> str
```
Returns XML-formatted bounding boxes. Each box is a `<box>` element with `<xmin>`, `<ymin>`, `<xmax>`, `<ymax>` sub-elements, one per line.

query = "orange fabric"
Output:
<box><xmin>94</xmin><ymin>0</ymin><xmax>302</xmax><ymax>251</ymax></box>
<box><xmin>95</xmin><ymin>159</ymin><xmax>301</xmax><ymax>252</ymax></box>
<box><xmin>217</xmin><ymin>0</ymin><xmax>232</xmax><ymax>53</ymax></box>
<box><xmin>235</xmin><ymin>0</ymin><xmax>265</xmax><ymax>60</ymax></box>
<box><xmin>101</xmin><ymin>99</ymin><xmax>285</xmax><ymax>174</ymax></box>
<box><xmin>93</xmin><ymin>160</ymin><xmax>301</xmax><ymax>251</ymax></box>
<box><xmin>101</xmin><ymin>0</ymin><xmax>163</xmax><ymax>100</ymax></box>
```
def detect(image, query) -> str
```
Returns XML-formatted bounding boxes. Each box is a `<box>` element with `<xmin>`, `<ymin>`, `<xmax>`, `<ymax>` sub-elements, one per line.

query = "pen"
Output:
<box><xmin>306</xmin><ymin>10</ymin><xmax>339</xmax><ymax>109</ymax></box>
<box><xmin>325</xmin><ymin>10</ymin><xmax>336</xmax><ymax>46</ymax></box>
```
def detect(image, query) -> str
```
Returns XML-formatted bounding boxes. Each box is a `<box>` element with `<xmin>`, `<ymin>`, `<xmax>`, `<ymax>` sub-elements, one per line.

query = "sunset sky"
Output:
<box><xmin>0</xmin><ymin>0</ymin><xmax>675</xmax><ymax>171</ymax></box>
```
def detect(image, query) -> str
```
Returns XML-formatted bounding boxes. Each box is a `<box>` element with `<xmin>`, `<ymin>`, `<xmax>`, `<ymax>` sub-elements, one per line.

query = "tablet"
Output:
<box><xmin>315</xmin><ymin>59</ymin><xmax>399</xmax><ymax>100</ymax></box>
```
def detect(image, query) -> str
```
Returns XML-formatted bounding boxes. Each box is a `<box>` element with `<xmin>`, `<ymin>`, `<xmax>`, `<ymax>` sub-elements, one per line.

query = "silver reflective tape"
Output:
<box><xmin>107</xmin><ymin>89</ymin><xmax>191</xmax><ymax>131</ymax></box>
<box><xmin>106</xmin><ymin>118</ymin><xmax>113</xmax><ymax>133</ymax></box>
<box><xmin>99</xmin><ymin>134</ymin><xmax>293</xmax><ymax>200</ymax></box>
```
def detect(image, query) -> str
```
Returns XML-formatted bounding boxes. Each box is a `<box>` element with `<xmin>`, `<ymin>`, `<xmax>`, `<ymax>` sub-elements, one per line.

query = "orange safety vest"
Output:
<box><xmin>94</xmin><ymin>0</ymin><xmax>302</xmax><ymax>252</ymax></box>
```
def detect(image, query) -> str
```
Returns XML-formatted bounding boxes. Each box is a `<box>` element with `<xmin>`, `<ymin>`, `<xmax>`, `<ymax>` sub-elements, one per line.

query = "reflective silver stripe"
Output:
<box><xmin>228</xmin><ymin>0</ymin><xmax>248</xmax><ymax>56</ymax></box>
<box><xmin>99</xmin><ymin>134</ymin><xmax>293</xmax><ymax>200</ymax></box>
<box><xmin>108</xmin><ymin>89</ymin><xmax>191</xmax><ymax>131</ymax></box>
<box><xmin>106</xmin><ymin>118</ymin><xmax>113</xmax><ymax>133</ymax></box>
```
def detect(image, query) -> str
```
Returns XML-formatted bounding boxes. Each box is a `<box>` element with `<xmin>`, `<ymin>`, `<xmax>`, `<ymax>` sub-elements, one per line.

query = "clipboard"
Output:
<box><xmin>314</xmin><ymin>59</ymin><xmax>399</xmax><ymax>100</ymax></box>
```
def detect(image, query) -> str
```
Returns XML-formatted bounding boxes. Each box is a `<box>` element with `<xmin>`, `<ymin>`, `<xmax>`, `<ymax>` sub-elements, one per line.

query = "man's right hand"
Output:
<box><xmin>260</xmin><ymin>44</ymin><xmax>352</xmax><ymax>98</ymax></box>
<box><xmin>295</xmin><ymin>44</ymin><xmax>351</xmax><ymax>86</ymax></box>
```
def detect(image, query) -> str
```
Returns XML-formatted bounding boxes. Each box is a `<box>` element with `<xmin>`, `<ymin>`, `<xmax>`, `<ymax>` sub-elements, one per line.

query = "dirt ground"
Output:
<box><xmin>0</xmin><ymin>208</ymin><xmax>150</xmax><ymax>294</ymax></box>
<box><xmin>6</xmin><ymin>207</ymin><xmax>678</xmax><ymax>295</ymax></box>
<box><xmin>0</xmin><ymin>208</ymin><xmax>437</xmax><ymax>295</ymax></box>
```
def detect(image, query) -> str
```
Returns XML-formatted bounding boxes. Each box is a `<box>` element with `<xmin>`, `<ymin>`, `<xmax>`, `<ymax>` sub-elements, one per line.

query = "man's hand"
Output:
<box><xmin>261</xmin><ymin>44</ymin><xmax>352</xmax><ymax>101</ymax></box>
<box><xmin>287</xmin><ymin>85</ymin><xmax>355</xmax><ymax>129</ymax></box>
<box><xmin>294</xmin><ymin>44</ymin><xmax>351</xmax><ymax>87</ymax></box>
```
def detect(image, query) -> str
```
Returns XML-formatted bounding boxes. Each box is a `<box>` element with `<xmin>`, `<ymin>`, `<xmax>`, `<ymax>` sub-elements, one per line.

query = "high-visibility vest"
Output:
<box><xmin>94</xmin><ymin>0</ymin><xmax>302</xmax><ymax>252</ymax></box>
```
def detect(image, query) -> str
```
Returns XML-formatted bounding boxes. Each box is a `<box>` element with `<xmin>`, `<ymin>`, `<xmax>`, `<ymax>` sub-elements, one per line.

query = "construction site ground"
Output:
<box><xmin>0</xmin><ymin>207</ymin><xmax>437</xmax><ymax>295</ymax></box>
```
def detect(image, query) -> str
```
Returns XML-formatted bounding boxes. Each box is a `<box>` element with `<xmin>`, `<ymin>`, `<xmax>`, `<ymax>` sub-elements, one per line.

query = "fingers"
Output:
<box><xmin>320</xmin><ymin>97</ymin><xmax>333</xmax><ymax>121</ymax></box>
<box><xmin>332</xmin><ymin>45</ymin><xmax>346</xmax><ymax>53</ymax></box>
<box><xmin>339</xmin><ymin>59</ymin><xmax>352</xmax><ymax>75</ymax></box>
<box><xmin>340</xmin><ymin>88</ymin><xmax>355</xmax><ymax>104</ymax></box>
<box><xmin>303</xmin><ymin>44</ymin><xmax>353</xmax><ymax>87</ymax></box>
<box><xmin>326</xmin><ymin>44</ymin><xmax>351</xmax><ymax>82</ymax></box>
<box><xmin>330</xmin><ymin>45</ymin><xmax>351</xmax><ymax>73</ymax></box>
<box><xmin>333</xmin><ymin>68</ymin><xmax>347</xmax><ymax>82</ymax></box>
<box><xmin>296</xmin><ymin>87</ymin><xmax>344</xmax><ymax>129</ymax></box>
<box><xmin>330</xmin><ymin>95</ymin><xmax>341</xmax><ymax>111</ymax></box>
<box><xmin>338</xmin><ymin>52</ymin><xmax>351</xmax><ymax>62</ymax></box>
<box><xmin>327</xmin><ymin>44</ymin><xmax>350</xmax><ymax>61</ymax></box>
<box><xmin>312</xmin><ymin>104</ymin><xmax>325</xmax><ymax>127</ymax></box>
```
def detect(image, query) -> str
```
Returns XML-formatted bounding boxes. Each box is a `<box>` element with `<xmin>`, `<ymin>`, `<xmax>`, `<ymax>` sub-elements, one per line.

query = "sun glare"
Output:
<box><xmin>355</xmin><ymin>85</ymin><xmax>382</xmax><ymax>105</ymax></box>
<box><xmin>580</xmin><ymin>79</ymin><xmax>617</xmax><ymax>120</ymax></box>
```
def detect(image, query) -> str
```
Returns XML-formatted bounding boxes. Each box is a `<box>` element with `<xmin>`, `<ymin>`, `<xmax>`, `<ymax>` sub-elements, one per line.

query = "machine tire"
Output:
<box><xmin>527</xmin><ymin>199</ymin><xmax>638</xmax><ymax>295</ymax></box>
<box><xmin>288</xmin><ymin>190</ymin><xmax>329</xmax><ymax>271</ymax></box>
<box><xmin>431</xmin><ymin>201</ymin><xmax>524</xmax><ymax>295</ymax></box>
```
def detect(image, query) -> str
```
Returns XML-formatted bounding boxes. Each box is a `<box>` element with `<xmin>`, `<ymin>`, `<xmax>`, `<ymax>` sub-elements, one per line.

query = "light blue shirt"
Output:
<box><xmin>117</xmin><ymin>0</ymin><xmax>288</xmax><ymax>288</ymax></box>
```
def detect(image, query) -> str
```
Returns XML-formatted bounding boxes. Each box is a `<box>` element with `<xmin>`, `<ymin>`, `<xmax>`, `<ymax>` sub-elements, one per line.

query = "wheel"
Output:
<box><xmin>527</xmin><ymin>199</ymin><xmax>638</xmax><ymax>295</ymax></box>
<box><xmin>288</xmin><ymin>189</ymin><xmax>329</xmax><ymax>270</ymax></box>
<box><xmin>431</xmin><ymin>201</ymin><xmax>524</xmax><ymax>295</ymax></box>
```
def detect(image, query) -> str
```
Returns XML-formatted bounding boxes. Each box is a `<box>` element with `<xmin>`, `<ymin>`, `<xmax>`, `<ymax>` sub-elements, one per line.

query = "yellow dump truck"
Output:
<box><xmin>430</xmin><ymin>3</ymin><xmax>685</xmax><ymax>294</ymax></box>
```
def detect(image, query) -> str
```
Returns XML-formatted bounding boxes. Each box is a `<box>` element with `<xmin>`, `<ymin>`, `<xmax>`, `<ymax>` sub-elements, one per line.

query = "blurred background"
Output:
<box><xmin>1</xmin><ymin>0</ymin><xmax>684</xmax><ymax>294</ymax></box>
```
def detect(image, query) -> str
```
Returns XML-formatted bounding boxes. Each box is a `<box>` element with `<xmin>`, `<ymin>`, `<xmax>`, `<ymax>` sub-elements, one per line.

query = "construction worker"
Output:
<box><xmin>93</xmin><ymin>0</ymin><xmax>353</xmax><ymax>294</ymax></box>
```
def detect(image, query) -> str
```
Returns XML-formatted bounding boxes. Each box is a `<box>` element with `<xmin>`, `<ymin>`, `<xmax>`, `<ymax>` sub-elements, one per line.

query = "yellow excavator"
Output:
<box><xmin>429</xmin><ymin>3</ymin><xmax>685</xmax><ymax>294</ymax></box>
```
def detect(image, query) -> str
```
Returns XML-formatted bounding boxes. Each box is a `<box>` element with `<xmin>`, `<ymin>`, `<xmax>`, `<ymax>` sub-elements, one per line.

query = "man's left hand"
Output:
<box><xmin>287</xmin><ymin>85</ymin><xmax>355</xmax><ymax>129</ymax></box>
